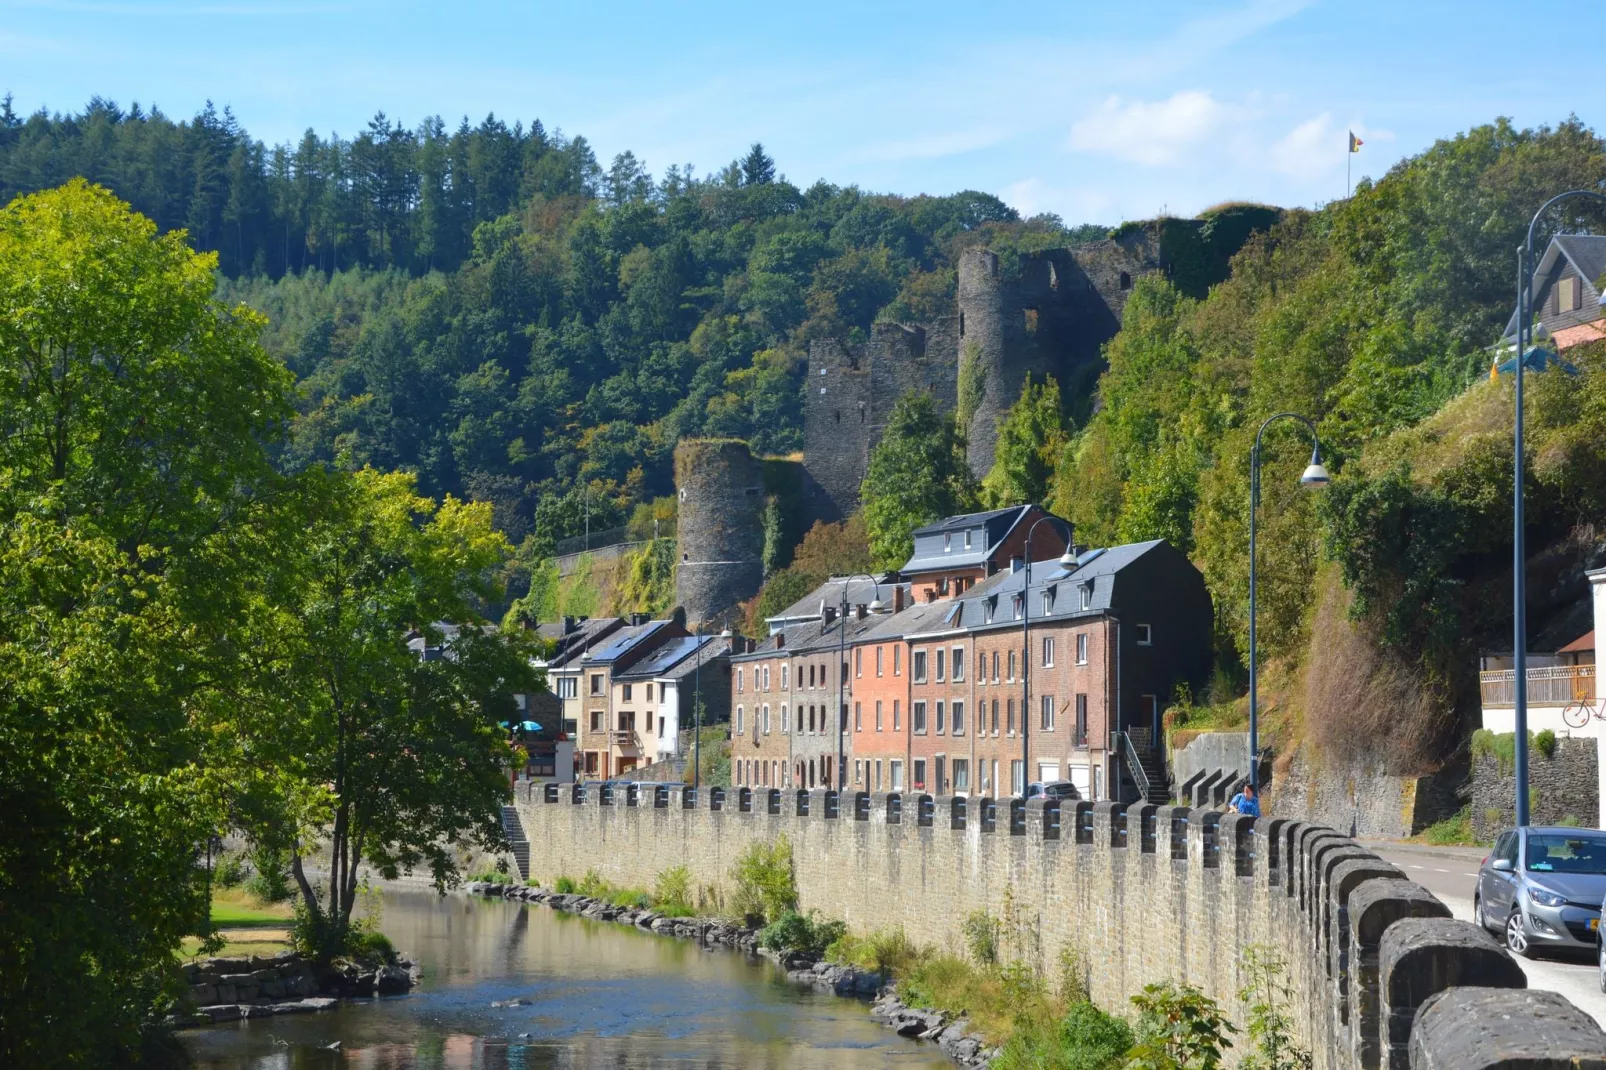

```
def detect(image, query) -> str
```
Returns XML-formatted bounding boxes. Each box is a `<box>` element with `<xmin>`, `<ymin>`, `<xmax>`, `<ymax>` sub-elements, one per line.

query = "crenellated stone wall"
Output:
<box><xmin>511</xmin><ymin>782</ymin><xmax>1606</xmax><ymax>1069</ymax></box>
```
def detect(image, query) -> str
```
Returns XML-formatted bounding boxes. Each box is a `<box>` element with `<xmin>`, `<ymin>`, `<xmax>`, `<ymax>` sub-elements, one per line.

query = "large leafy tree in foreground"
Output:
<box><xmin>235</xmin><ymin>469</ymin><xmax>540</xmax><ymax>957</ymax></box>
<box><xmin>0</xmin><ymin>180</ymin><xmax>293</xmax><ymax>1065</ymax></box>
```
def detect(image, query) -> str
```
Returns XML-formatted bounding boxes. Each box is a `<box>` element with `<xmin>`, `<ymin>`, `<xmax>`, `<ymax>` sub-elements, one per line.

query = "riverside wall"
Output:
<box><xmin>513</xmin><ymin>782</ymin><xmax>1606</xmax><ymax>1070</ymax></box>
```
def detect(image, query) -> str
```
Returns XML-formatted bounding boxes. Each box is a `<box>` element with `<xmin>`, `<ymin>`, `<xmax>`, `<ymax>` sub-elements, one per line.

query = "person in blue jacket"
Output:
<box><xmin>1228</xmin><ymin>781</ymin><xmax>1260</xmax><ymax>818</ymax></box>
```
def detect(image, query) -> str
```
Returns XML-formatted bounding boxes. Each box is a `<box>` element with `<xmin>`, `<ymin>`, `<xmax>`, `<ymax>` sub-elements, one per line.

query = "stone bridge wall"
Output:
<box><xmin>511</xmin><ymin>783</ymin><xmax>1606</xmax><ymax>1069</ymax></box>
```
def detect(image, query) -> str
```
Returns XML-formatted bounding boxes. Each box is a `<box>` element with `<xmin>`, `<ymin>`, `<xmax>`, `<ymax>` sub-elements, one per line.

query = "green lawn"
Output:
<box><xmin>210</xmin><ymin>887</ymin><xmax>294</xmax><ymax>928</ymax></box>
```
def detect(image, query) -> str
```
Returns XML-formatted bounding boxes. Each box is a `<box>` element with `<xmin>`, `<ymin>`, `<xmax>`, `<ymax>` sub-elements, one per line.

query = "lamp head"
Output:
<box><xmin>1058</xmin><ymin>548</ymin><xmax>1079</xmax><ymax>568</ymax></box>
<box><xmin>868</xmin><ymin>597</ymin><xmax>885</xmax><ymax>612</ymax></box>
<box><xmin>1300</xmin><ymin>445</ymin><xmax>1330</xmax><ymax>489</ymax></box>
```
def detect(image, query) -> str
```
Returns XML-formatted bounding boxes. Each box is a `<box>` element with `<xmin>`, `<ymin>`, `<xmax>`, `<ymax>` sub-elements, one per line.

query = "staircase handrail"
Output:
<box><xmin>1120</xmin><ymin>731</ymin><xmax>1153</xmax><ymax>802</ymax></box>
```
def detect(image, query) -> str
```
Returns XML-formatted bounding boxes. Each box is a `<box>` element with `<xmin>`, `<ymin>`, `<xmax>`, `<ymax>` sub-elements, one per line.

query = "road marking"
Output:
<box><xmin>1407</xmin><ymin>864</ymin><xmax>1425</xmax><ymax>870</ymax></box>
<box><xmin>1435</xmin><ymin>867</ymin><xmax>1450</xmax><ymax>873</ymax></box>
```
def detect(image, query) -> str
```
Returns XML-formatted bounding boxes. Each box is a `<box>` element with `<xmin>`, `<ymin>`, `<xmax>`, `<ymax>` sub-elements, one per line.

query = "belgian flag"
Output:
<box><xmin>1349</xmin><ymin>131</ymin><xmax>1364</xmax><ymax>153</ymax></box>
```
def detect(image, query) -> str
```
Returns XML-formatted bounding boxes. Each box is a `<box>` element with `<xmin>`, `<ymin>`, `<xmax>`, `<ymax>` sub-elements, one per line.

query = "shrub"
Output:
<box><xmin>1536</xmin><ymin>728</ymin><xmax>1558</xmax><ymax>759</ymax></box>
<box><xmin>1238</xmin><ymin>945</ymin><xmax>1312</xmax><ymax>1070</ymax></box>
<box><xmin>608</xmin><ymin>888</ymin><xmax>653</xmax><ymax>909</ymax></box>
<box><xmin>1128</xmin><ymin>981</ymin><xmax>1236</xmax><ymax>1068</ymax></box>
<box><xmin>992</xmin><ymin>1001</ymin><xmax>1133</xmax><ymax>1070</ymax></box>
<box><xmin>213</xmin><ymin>852</ymin><xmax>249</xmax><ymax>889</ymax></box>
<box><xmin>245</xmin><ymin>845</ymin><xmax>293</xmax><ymax>903</ymax></box>
<box><xmin>1416</xmin><ymin>807</ymin><xmax>1480</xmax><ymax>846</ymax></box>
<box><xmin>963</xmin><ymin>909</ymin><xmax>1001</xmax><ymax>965</ymax></box>
<box><xmin>348</xmin><ymin>928</ymin><xmax>398</xmax><ymax>965</ymax></box>
<box><xmin>759</xmin><ymin>910</ymin><xmax>847</xmax><ymax>958</ymax></box>
<box><xmin>576</xmin><ymin>869</ymin><xmax>610</xmax><ymax>898</ymax></box>
<box><xmin>654</xmin><ymin>865</ymin><xmax>692</xmax><ymax>910</ymax></box>
<box><xmin>553</xmin><ymin>875</ymin><xmax>577</xmax><ymax>894</ymax></box>
<box><xmin>730</xmin><ymin>835</ymin><xmax>797</xmax><ymax>923</ymax></box>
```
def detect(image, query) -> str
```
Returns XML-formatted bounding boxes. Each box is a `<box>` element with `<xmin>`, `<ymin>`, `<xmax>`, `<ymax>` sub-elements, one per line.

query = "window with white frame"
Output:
<box><xmin>1007</xmin><ymin>649</ymin><xmax>1017</xmax><ymax>682</ymax></box>
<box><xmin>953</xmin><ymin>758</ymin><xmax>970</xmax><ymax>793</ymax></box>
<box><xmin>557</xmin><ymin>676</ymin><xmax>578</xmax><ymax>698</ymax></box>
<box><xmin>1041</xmin><ymin>694</ymin><xmax>1055</xmax><ymax>731</ymax></box>
<box><xmin>737</xmin><ymin>667</ymin><xmax>745</xmax><ymax>693</ymax></box>
<box><xmin>590</xmin><ymin>673</ymin><xmax>603</xmax><ymax>695</ymax></box>
<box><xmin>778</xmin><ymin>704</ymin><xmax>786</xmax><ymax>732</ymax></box>
<box><xmin>1042</xmin><ymin>589</ymin><xmax>1054</xmax><ymax>615</ymax></box>
<box><xmin>894</xmin><ymin>646</ymin><xmax>902</xmax><ymax>675</ymax></box>
<box><xmin>1043</xmin><ymin>636</ymin><xmax>1055</xmax><ymax>667</ymax></box>
<box><xmin>913</xmin><ymin>758</ymin><xmax>927</xmax><ymax>791</ymax></box>
<box><xmin>762</xmin><ymin>665</ymin><xmax>771</xmax><ymax>690</ymax></box>
<box><xmin>1076</xmin><ymin>633</ymin><xmax>1089</xmax><ymax>665</ymax></box>
<box><xmin>1079</xmin><ymin>582</ymin><xmax>1093</xmax><ymax>610</ymax></box>
<box><xmin>1136</xmin><ymin>623</ymin><xmax>1153</xmax><ymax>646</ymax></box>
<box><xmin>764</xmin><ymin>705</ymin><xmax>772</xmax><ymax>733</ymax></box>
<box><xmin>854</xmin><ymin>702</ymin><xmax>862</xmax><ymax>731</ymax></box>
<box><xmin>893</xmin><ymin>700</ymin><xmax>902</xmax><ymax>731</ymax></box>
<box><xmin>964</xmin><ymin>529</ymin><xmax>973</xmax><ymax>550</ymax></box>
<box><xmin>935</xmin><ymin>648</ymin><xmax>946</xmax><ymax>682</ymax></box>
<box><xmin>944</xmin><ymin>533</ymin><xmax>952</xmax><ymax>553</ymax></box>
<box><xmin>912</xmin><ymin>649</ymin><xmax>928</xmax><ymax>683</ymax></box>
<box><xmin>622</xmin><ymin>683</ymin><xmax>632</xmax><ymax>701</ymax></box>
<box><xmin>736</xmin><ymin>706</ymin><xmax>745</xmax><ymax>734</ymax></box>
<box><xmin>952</xmin><ymin>700</ymin><xmax>965</xmax><ymax>735</ymax></box>
<box><xmin>935</xmin><ymin>700</ymin><xmax>945</xmax><ymax>734</ymax></box>
<box><xmin>1012</xmin><ymin>595</ymin><xmax>1023</xmax><ymax>620</ymax></box>
<box><xmin>855</xmin><ymin>648</ymin><xmax>862</xmax><ymax>677</ymax></box>
<box><xmin>952</xmin><ymin>646</ymin><xmax>965</xmax><ymax>681</ymax></box>
<box><xmin>875</xmin><ymin>646</ymin><xmax>884</xmax><ymax>676</ymax></box>
<box><xmin>875</xmin><ymin>700</ymin><xmax>883</xmax><ymax>731</ymax></box>
<box><xmin>913</xmin><ymin>700</ymin><xmax>928</xmax><ymax>733</ymax></box>
<box><xmin>992</xmin><ymin>651</ymin><xmax>1000</xmax><ymax>682</ymax></box>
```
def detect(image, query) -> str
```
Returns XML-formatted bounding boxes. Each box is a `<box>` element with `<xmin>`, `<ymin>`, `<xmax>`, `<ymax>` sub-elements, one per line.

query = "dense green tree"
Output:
<box><xmin>0</xmin><ymin>180</ymin><xmax>293</xmax><ymax>1065</ymax></box>
<box><xmin>860</xmin><ymin>392</ymin><xmax>979</xmax><ymax>569</ymax></box>
<box><xmin>237</xmin><ymin>469</ymin><xmax>539</xmax><ymax>958</ymax></box>
<box><xmin>981</xmin><ymin>373</ymin><xmax>1070</xmax><ymax>507</ymax></box>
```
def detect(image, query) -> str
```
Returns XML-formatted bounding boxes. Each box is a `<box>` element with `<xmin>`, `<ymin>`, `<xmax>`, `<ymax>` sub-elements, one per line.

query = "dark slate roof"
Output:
<box><xmin>657</xmin><ymin>637</ymin><xmax>732</xmax><ymax>681</ymax></box>
<box><xmin>730</xmin><ymin>622</ymin><xmax>815</xmax><ymax>663</ymax></box>
<box><xmin>767</xmin><ymin>575</ymin><xmax>910</xmax><ymax>625</ymax></box>
<box><xmin>614</xmin><ymin>635</ymin><xmax>728</xmax><ymax>681</ymax></box>
<box><xmin>1503</xmin><ymin>234</ymin><xmax>1606</xmax><ymax>338</ymax></box>
<box><xmin>584</xmin><ymin>621</ymin><xmax>669</xmax><ymax>664</ymax></box>
<box><xmin>911</xmin><ymin>506</ymin><xmax>1023</xmax><ymax>536</ymax></box>
<box><xmin>856</xmin><ymin>596</ymin><xmax>965</xmax><ymax>642</ymax></box>
<box><xmin>788</xmin><ymin>606</ymin><xmax>894</xmax><ymax>655</ymax></box>
<box><xmin>543</xmin><ymin>617</ymin><xmax>626</xmax><ymax>668</ymax></box>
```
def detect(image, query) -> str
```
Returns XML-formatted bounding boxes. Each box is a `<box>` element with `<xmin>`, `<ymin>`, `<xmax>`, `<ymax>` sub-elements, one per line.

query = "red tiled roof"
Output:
<box><xmin>1554</xmin><ymin>322</ymin><xmax>1606</xmax><ymax>351</ymax></box>
<box><xmin>1560</xmin><ymin>630</ymin><xmax>1595</xmax><ymax>654</ymax></box>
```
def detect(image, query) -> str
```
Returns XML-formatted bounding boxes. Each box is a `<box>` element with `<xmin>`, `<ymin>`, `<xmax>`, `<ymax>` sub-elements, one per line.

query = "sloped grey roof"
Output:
<box><xmin>615</xmin><ymin>635</ymin><xmax>728</xmax><ymax>681</ymax></box>
<box><xmin>768</xmin><ymin>575</ymin><xmax>909</xmax><ymax>624</ymax></box>
<box><xmin>911</xmin><ymin>506</ymin><xmax>1023</xmax><ymax>536</ymax></box>
<box><xmin>1503</xmin><ymin>234</ymin><xmax>1606</xmax><ymax>338</ymax></box>
<box><xmin>585</xmin><ymin>621</ymin><xmax>669</xmax><ymax>664</ymax></box>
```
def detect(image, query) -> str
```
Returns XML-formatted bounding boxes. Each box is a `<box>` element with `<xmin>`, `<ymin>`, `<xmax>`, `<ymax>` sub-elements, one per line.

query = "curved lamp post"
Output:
<box><xmin>1248</xmin><ymin>413</ymin><xmax>1330</xmax><ymax>791</ymax></box>
<box><xmin>1020</xmin><ymin>516</ymin><xmax>1078</xmax><ymax>796</ymax></box>
<box><xmin>1511</xmin><ymin>190</ymin><xmax>1606</xmax><ymax>826</ymax></box>
<box><xmin>836</xmin><ymin>574</ymin><xmax>885</xmax><ymax>790</ymax></box>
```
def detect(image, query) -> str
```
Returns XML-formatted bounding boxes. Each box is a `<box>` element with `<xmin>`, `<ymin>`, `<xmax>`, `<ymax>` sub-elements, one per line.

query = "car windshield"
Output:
<box><xmin>1526</xmin><ymin>834</ymin><xmax>1606</xmax><ymax>875</ymax></box>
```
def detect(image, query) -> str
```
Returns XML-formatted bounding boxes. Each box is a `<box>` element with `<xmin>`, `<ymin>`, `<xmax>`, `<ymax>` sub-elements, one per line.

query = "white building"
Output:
<box><xmin>1479</xmin><ymin>567</ymin><xmax>1604</xmax><ymax>825</ymax></box>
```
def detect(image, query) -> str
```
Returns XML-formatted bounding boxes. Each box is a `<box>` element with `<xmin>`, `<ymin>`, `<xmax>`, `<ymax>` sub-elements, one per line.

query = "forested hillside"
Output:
<box><xmin>1023</xmin><ymin>117</ymin><xmax>1606</xmax><ymax>767</ymax></box>
<box><xmin>0</xmin><ymin>97</ymin><xmax>1108</xmax><ymax>548</ymax></box>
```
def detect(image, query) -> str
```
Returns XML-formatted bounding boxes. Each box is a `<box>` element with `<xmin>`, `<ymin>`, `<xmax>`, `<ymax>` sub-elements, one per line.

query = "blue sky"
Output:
<box><xmin>1</xmin><ymin>0</ymin><xmax>1596</xmax><ymax>224</ymax></box>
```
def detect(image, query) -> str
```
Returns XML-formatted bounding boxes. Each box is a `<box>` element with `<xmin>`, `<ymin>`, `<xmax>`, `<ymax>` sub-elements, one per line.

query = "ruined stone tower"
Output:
<box><xmin>673</xmin><ymin>439</ymin><xmax>766</xmax><ymax>628</ymax></box>
<box><xmin>957</xmin><ymin>231</ymin><xmax>1164</xmax><ymax>477</ymax></box>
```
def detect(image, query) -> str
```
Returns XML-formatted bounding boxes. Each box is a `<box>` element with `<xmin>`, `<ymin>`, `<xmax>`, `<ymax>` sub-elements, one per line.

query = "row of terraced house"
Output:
<box><xmin>727</xmin><ymin>505</ymin><xmax>1213</xmax><ymax>803</ymax></box>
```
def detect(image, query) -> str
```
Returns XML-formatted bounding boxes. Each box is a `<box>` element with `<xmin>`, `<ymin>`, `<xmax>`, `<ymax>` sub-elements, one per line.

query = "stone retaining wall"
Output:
<box><xmin>1470</xmin><ymin>735</ymin><xmax>1599</xmax><ymax>842</ymax></box>
<box><xmin>513</xmin><ymin>781</ymin><xmax>1606</xmax><ymax>1069</ymax></box>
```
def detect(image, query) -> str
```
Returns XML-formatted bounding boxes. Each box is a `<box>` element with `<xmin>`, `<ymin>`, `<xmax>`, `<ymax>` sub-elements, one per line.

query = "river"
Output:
<box><xmin>181</xmin><ymin>888</ymin><xmax>951</xmax><ymax>1069</ymax></box>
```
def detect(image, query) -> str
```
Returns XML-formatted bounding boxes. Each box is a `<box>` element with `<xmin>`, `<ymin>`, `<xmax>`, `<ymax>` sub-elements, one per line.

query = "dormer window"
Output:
<box><xmin>1042</xmin><ymin>588</ymin><xmax>1055</xmax><ymax>615</ymax></box>
<box><xmin>1012</xmin><ymin>595</ymin><xmax>1023</xmax><ymax>620</ymax></box>
<box><xmin>964</xmin><ymin>529</ymin><xmax>973</xmax><ymax>550</ymax></box>
<box><xmin>944</xmin><ymin>533</ymin><xmax>952</xmax><ymax>553</ymax></box>
<box><xmin>1079</xmin><ymin>582</ymin><xmax>1093</xmax><ymax>610</ymax></box>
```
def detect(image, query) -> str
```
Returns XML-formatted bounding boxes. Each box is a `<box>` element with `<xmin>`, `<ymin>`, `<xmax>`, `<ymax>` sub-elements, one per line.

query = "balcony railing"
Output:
<box><xmin>1480</xmin><ymin>664</ymin><xmax>1595</xmax><ymax>708</ymax></box>
<box><xmin>609</xmin><ymin>730</ymin><xmax>640</xmax><ymax>751</ymax></box>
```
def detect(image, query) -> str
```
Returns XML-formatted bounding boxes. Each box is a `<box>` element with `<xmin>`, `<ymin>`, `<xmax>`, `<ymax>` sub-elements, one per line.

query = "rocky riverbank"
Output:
<box><xmin>169</xmin><ymin>950</ymin><xmax>418</xmax><ymax>1028</ymax></box>
<box><xmin>465</xmin><ymin>881</ymin><xmax>996</xmax><ymax>1067</ymax></box>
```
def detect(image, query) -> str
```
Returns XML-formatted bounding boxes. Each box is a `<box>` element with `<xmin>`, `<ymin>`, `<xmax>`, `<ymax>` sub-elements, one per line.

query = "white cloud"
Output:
<box><xmin>1002</xmin><ymin>178</ymin><xmax>1117</xmax><ymax>223</ymax></box>
<box><xmin>1271</xmin><ymin>115</ymin><xmax>1396</xmax><ymax>180</ymax></box>
<box><xmin>1067</xmin><ymin>90</ymin><xmax>1252</xmax><ymax>167</ymax></box>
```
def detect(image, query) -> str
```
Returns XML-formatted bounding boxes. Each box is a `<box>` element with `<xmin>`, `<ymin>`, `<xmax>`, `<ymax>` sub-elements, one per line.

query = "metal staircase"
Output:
<box><xmin>500</xmin><ymin>804</ymin><xmax>530</xmax><ymax>881</ymax></box>
<box><xmin>1121</xmin><ymin>731</ymin><xmax>1171</xmax><ymax>806</ymax></box>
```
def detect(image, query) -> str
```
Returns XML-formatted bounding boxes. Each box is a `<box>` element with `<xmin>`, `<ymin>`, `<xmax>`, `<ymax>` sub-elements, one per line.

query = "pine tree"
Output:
<box><xmin>741</xmin><ymin>142</ymin><xmax>776</xmax><ymax>185</ymax></box>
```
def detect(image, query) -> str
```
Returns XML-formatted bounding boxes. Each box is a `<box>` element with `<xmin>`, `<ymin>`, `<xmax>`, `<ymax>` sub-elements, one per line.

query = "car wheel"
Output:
<box><xmin>1506</xmin><ymin>911</ymin><xmax>1532</xmax><ymax>958</ymax></box>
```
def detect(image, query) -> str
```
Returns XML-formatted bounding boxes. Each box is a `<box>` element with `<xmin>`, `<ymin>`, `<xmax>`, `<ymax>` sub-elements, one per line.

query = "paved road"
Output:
<box><xmin>1364</xmin><ymin>841</ymin><xmax>1606</xmax><ymax>1027</ymax></box>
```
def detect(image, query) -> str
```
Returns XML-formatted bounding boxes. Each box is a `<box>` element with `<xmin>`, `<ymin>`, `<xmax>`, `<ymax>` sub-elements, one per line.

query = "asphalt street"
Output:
<box><xmin>1364</xmin><ymin>840</ymin><xmax>1606</xmax><ymax>1027</ymax></box>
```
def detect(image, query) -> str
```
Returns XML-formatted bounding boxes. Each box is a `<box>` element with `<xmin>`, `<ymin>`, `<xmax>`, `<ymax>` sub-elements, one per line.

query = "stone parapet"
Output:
<box><xmin>514</xmin><ymin>788</ymin><xmax>1606</xmax><ymax>1068</ymax></box>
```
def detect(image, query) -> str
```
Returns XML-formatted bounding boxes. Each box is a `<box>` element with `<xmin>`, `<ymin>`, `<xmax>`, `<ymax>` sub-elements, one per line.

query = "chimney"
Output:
<box><xmin>563</xmin><ymin>615</ymin><xmax>578</xmax><ymax>635</ymax></box>
<box><xmin>855</xmin><ymin>603</ymin><xmax>867</xmax><ymax>621</ymax></box>
<box><xmin>892</xmin><ymin>586</ymin><xmax>906</xmax><ymax>613</ymax></box>
<box><xmin>823</xmin><ymin>605</ymin><xmax>838</xmax><ymax>625</ymax></box>
<box><xmin>1010</xmin><ymin>557</ymin><xmax>1024</xmax><ymax>574</ymax></box>
<box><xmin>775</xmin><ymin>633</ymin><xmax>785</xmax><ymax>650</ymax></box>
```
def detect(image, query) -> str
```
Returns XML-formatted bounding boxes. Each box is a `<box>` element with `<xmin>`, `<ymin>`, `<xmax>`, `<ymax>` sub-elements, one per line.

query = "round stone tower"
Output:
<box><xmin>674</xmin><ymin>439</ymin><xmax>766</xmax><ymax>629</ymax></box>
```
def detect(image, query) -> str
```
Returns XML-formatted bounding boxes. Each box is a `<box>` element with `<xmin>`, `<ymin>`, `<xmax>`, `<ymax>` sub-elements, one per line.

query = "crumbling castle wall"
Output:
<box><xmin>673</xmin><ymin>440</ymin><xmax>765</xmax><ymax>629</ymax></box>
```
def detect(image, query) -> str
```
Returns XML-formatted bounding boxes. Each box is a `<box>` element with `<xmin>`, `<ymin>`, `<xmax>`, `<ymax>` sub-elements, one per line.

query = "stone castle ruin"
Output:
<box><xmin>678</xmin><ymin>223</ymin><xmax>1197</xmax><ymax>625</ymax></box>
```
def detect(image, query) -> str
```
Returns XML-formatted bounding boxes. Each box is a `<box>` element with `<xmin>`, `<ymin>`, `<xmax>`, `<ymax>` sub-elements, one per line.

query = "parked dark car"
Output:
<box><xmin>1024</xmin><ymin>781</ymin><xmax>1082</xmax><ymax>801</ymax></box>
<box><xmin>1475</xmin><ymin>826</ymin><xmax>1606</xmax><ymax>958</ymax></box>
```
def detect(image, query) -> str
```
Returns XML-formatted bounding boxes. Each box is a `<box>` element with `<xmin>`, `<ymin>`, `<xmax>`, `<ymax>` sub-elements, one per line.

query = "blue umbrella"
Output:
<box><xmin>520</xmin><ymin>721</ymin><xmax>542</xmax><ymax>732</ymax></box>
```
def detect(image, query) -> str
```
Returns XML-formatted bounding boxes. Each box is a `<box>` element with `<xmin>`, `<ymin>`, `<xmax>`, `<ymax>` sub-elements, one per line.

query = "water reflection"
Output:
<box><xmin>182</xmin><ymin>889</ymin><xmax>947</xmax><ymax>1069</ymax></box>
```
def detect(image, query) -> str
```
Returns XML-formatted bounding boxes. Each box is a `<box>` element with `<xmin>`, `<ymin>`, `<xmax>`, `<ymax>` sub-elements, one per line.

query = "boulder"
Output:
<box><xmin>199</xmin><ymin>1004</ymin><xmax>242</xmax><ymax>1023</ymax></box>
<box><xmin>375</xmin><ymin>965</ymin><xmax>412</xmax><ymax>995</ymax></box>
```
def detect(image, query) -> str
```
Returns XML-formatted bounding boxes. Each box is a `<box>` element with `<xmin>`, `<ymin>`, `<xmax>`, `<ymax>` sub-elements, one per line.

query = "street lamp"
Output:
<box><xmin>1021</xmin><ymin>516</ymin><xmax>1077</xmax><ymax>797</ymax></box>
<box><xmin>836</xmin><ymin>574</ymin><xmax>885</xmax><ymax>791</ymax></box>
<box><xmin>1511</xmin><ymin>189</ymin><xmax>1606</xmax><ymax>827</ymax></box>
<box><xmin>1247</xmin><ymin>413</ymin><xmax>1329</xmax><ymax>792</ymax></box>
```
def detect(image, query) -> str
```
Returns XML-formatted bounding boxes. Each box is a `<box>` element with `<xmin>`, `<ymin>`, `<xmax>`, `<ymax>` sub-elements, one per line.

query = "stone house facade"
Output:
<box><xmin>900</xmin><ymin>505</ymin><xmax>1068</xmax><ymax>605</ymax></box>
<box><xmin>730</xmin><ymin>628</ymin><xmax>799</xmax><ymax>791</ymax></box>
<box><xmin>575</xmin><ymin>618</ymin><xmax>686</xmax><ymax>779</ymax></box>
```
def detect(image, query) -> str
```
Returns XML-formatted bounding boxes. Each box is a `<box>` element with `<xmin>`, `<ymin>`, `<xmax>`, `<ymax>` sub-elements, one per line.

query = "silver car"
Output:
<box><xmin>1475</xmin><ymin>826</ymin><xmax>1606</xmax><ymax>958</ymax></box>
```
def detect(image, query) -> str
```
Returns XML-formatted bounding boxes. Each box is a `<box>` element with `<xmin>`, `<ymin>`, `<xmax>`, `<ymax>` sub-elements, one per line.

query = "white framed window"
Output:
<box><xmin>894</xmin><ymin>646</ymin><xmax>902</xmax><ymax>676</ymax></box>
<box><xmin>913</xmin><ymin>649</ymin><xmax>928</xmax><ymax>683</ymax></box>
<box><xmin>951</xmin><ymin>646</ymin><xmax>965</xmax><ymax>682</ymax></box>
<box><xmin>1012</xmin><ymin>595</ymin><xmax>1023</xmax><ymax>620</ymax></box>
<box><xmin>737</xmin><ymin>667</ymin><xmax>744</xmax><ymax>693</ymax></box>
<box><xmin>590</xmin><ymin>673</ymin><xmax>603</xmax><ymax>695</ymax></box>
<box><xmin>781</xmin><ymin>664</ymin><xmax>789</xmax><ymax>690</ymax></box>
<box><xmin>1079</xmin><ymin>582</ymin><xmax>1092</xmax><ymax>610</ymax></box>
<box><xmin>992</xmin><ymin>651</ymin><xmax>1000</xmax><ymax>683</ymax></box>
<box><xmin>952</xmin><ymin>700</ymin><xmax>965</xmax><ymax>735</ymax></box>
<box><xmin>779</xmin><ymin>704</ymin><xmax>787</xmax><ymax>733</ymax></box>
<box><xmin>736</xmin><ymin>706</ymin><xmax>745</xmax><ymax>734</ymax></box>
<box><xmin>855</xmin><ymin>701</ymin><xmax>862</xmax><ymax>731</ymax></box>
<box><xmin>1010</xmin><ymin>759</ymin><xmax>1025</xmax><ymax>796</ymax></box>
<box><xmin>645</xmin><ymin>683</ymin><xmax>653</xmax><ymax>702</ymax></box>
<box><xmin>935</xmin><ymin>700</ymin><xmax>946</xmax><ymax>734</ymax></box>
<box><xmin>944</xmin><ymin>533</ymin><xmax>952</xmax><ymax>553</ymax></box>
<box><xmin>935</xmin><ymin>648</ymin><xmax>946</xmax><ymax>682</ymax></box>
<box><xmin>1007</xmin><ymin>649</ymin><xmax>1016</xmax><ymax>682</ymax></box>
<box><xmin>622</xmin><ymin>683</ymin><xmax>632</xmax><ymax>701</ymax></box>
<box><xmin>1042</xmin><ymin>590</ymin><xmax>1054</xmax><ymax>615</ymax></box>
<box><xmin>875</xmin><ymin>700</ymin><xmax>884</xmax><ymax>731</ymax></box>
<box><xmin>1076</xmin><ymin>633</ymin><xmax>1089</xmax><ymax>665</ymax></box>
<box><xmin>855</xmin><ymin>648</ymin><xmax>862</xmax><ymax>678</ymax></box>
<box><xmin>913</xmin><ymin>759</ymin><xmax>927</xmax><ymax>791</ymax></box>
<box><xmin>964</xmin><ymin>529</ymin><xmax>973</xmax><ymax>550</ymax></box>
<box><xmin>953</xmin><ymin>759</ymin><xmax>970</xmax><ymax>793</ymax></box>
<box><xmin>893</xmin><ymin>700</ymin><xmax>901</xmax><ymax>731</ymax></box>
<box><xmin>764</xmin><ymin>705</ymin><xmax>772</xmax><ymax>733</ymax></box>
<box><xmin>1043</xmin><ymin>636</ymin><xmax>1055</xmax><ymax>667</ymax></box>
<box><xmin>1041</xmin><ymin>694</ymin><xmax>1055</xmax><ymax>731</ymax></box>
<box><xmin>762</xmin><ymin>665</ymin><xmax>771</xmax><ymax>690</ymax></box>
<box><xmin>913</xmin><ymin>701</ymin><xmax>928</xmax><ymax>734</ymax></box>
<box><xmin>1136</xmin><ymin>623</ymin><xmax>1153</xmax><ymax>646</ymax></box>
